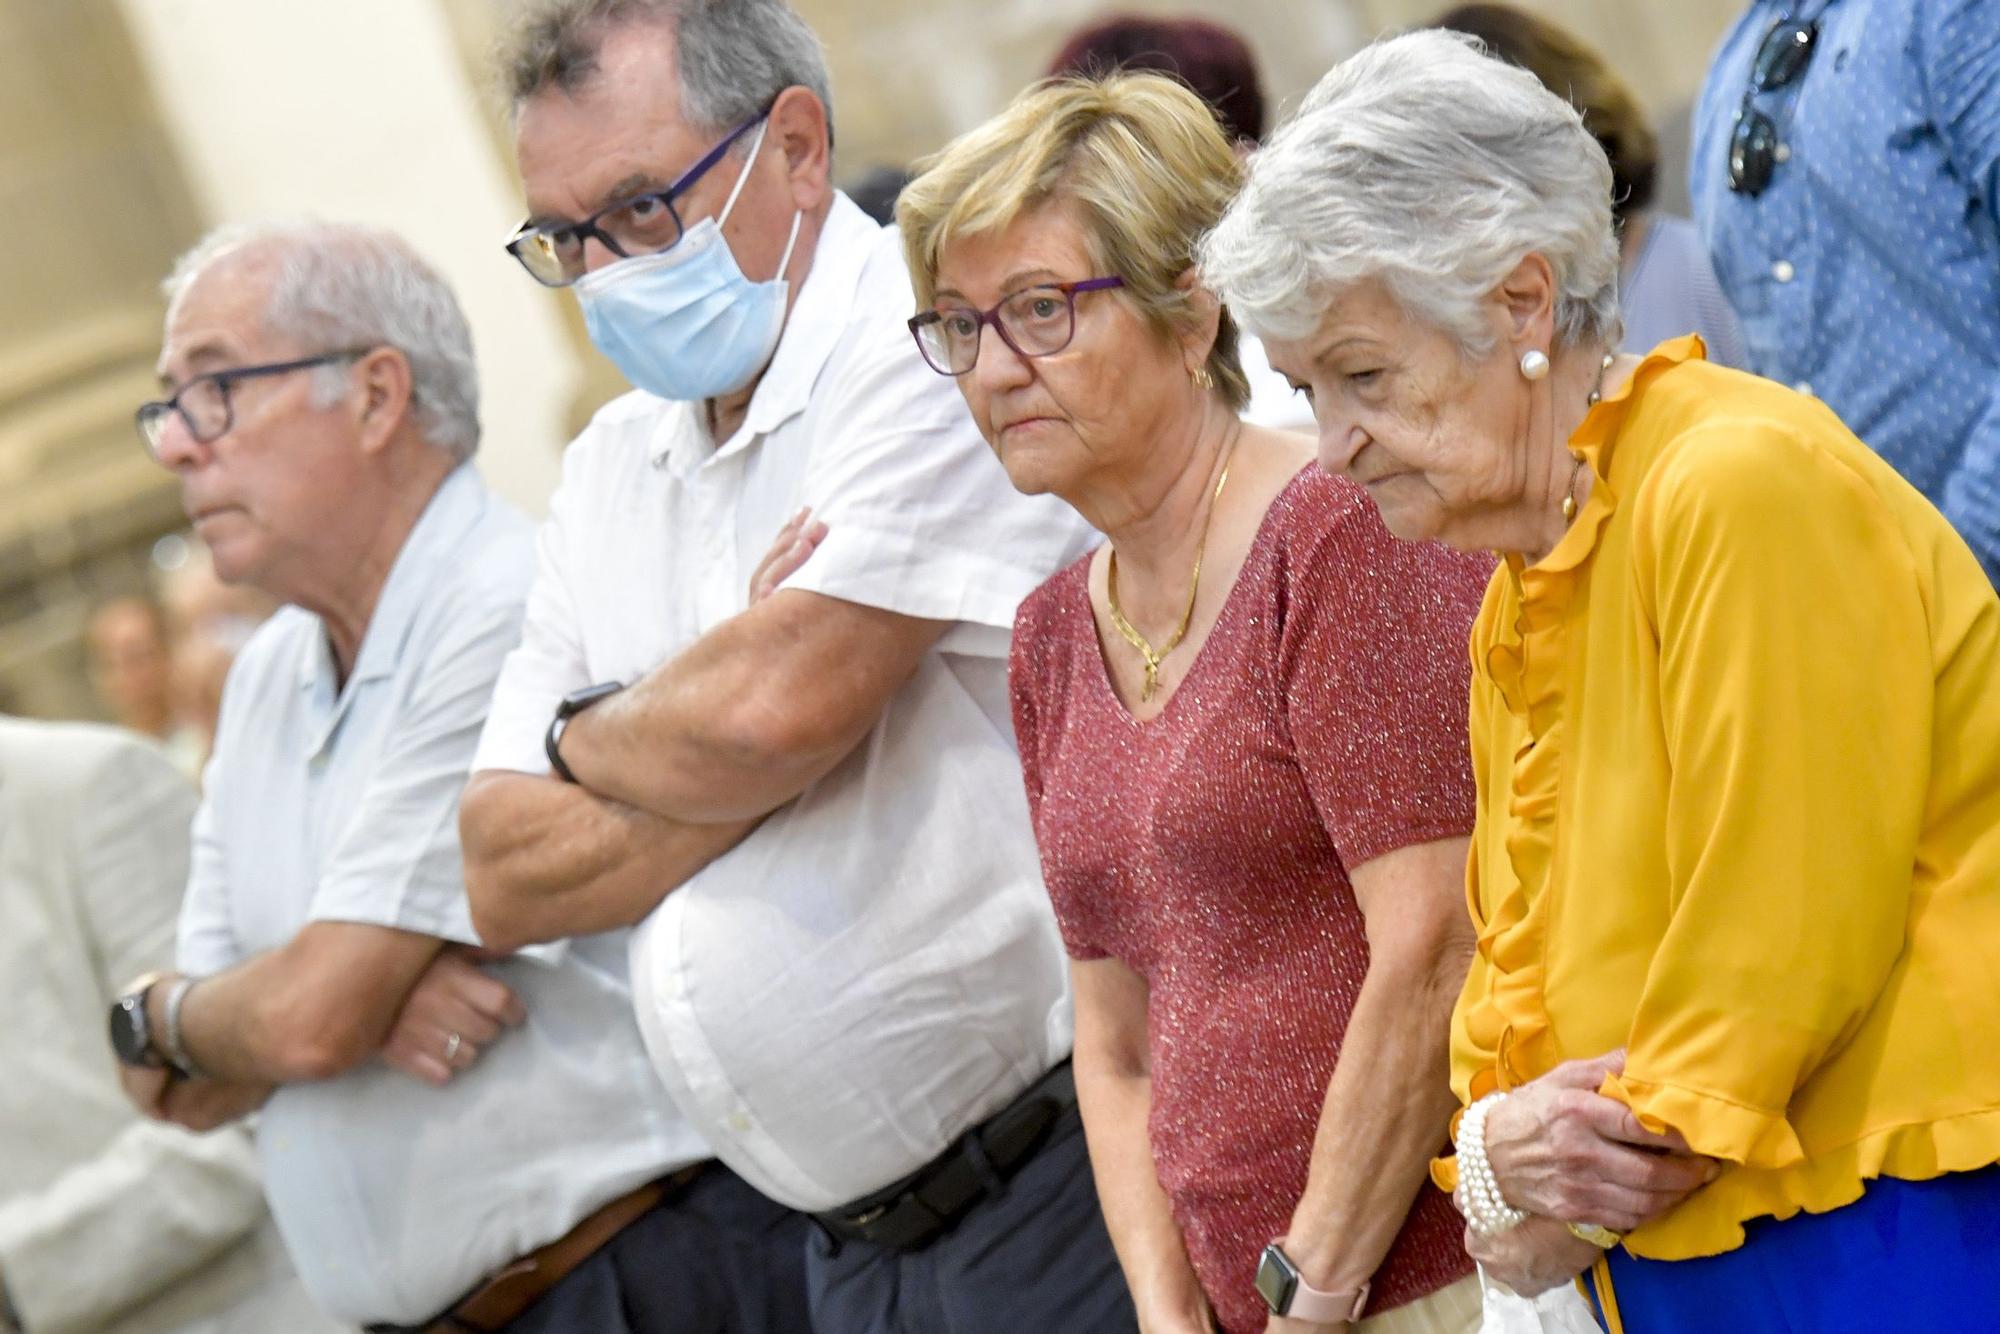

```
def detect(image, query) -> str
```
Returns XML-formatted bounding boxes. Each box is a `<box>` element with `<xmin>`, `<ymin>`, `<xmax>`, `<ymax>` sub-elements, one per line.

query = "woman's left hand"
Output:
<box><xmin>1463</xmin><ymin>1216</ymin><xmax>1602</xmax><ymax>1299</ymax></box>
<box><xmin>748</xmin><ymin>506</ymin><xmax>828</xmax><ymax>604</ymax></box>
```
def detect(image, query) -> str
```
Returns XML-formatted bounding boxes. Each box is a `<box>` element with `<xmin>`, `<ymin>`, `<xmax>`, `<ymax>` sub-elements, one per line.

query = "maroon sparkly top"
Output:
<box><xmin>1011</xmin><ymin>468</ymin><xmax>1488</xmax><ymax>1333</ymax></box>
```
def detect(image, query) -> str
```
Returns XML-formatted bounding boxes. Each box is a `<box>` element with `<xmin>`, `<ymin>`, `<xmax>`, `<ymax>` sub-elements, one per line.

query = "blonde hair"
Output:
<box><xmin>897</xmin><ymin>73</ymin><xmax>1249</xmax><ymax>410</ymax></box>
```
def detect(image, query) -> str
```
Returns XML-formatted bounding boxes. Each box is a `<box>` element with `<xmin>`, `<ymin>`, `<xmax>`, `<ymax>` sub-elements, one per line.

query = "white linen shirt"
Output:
<box><xmin>177</xmin><ymin>466</ymin><xmax>704</xmax><ymax>1326</ymax></box>
<box><xmin>472</xmin><ymin>193</ymin><xmax>1099</xmax><ymax>1212</ymax></box>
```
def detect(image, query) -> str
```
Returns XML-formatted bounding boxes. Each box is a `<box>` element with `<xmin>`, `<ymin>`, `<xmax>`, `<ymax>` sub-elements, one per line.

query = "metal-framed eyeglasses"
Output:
<box><xmin>134</xmin><ymin>349</ymin><xmax>373</xmax><ymax>461</ymax></box>
<box><xmin>503</xmin><ymin>108</ymin><xmax>769</xmax><ymax>287</ymax></box>
<box><xmin>908</xmin><ymin>277</ymin><xmax>1125</xmax><ymax>376</ymax></box>
<box><xmin>1727</xmin><ymin>13</ymin><xmax>1820</xmax><ymax>196</ymax></box>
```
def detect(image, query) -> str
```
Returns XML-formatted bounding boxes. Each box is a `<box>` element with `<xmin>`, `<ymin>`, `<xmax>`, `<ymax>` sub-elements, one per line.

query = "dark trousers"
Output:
<box><xmin>805</xmin><ymin>1106</ymin><xmax>1137</xmax><ymax>1334</ymax></box>
<box><xmin>504</xmin><ymin>1164</ymin><xmax>813</xmax><ymax>1334</ymax></box>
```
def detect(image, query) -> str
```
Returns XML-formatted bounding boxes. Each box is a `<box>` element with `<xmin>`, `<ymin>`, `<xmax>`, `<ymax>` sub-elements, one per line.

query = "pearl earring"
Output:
<box><xmin>1519</xmin><ymin>349</ymin><xmax>1551</xmax><ymax>381</ymax></box>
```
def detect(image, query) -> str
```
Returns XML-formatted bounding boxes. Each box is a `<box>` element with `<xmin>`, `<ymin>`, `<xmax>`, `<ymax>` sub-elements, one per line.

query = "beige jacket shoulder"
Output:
<box><xmin>0</xmin><ymin>719</ymin><xmax>340</xmax><ymax>1334</ymax></box>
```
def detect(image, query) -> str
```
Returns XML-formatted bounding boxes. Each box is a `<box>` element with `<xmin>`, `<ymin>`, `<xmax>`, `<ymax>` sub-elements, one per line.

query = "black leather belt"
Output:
<box><xmin>813</xmin><ymin>1059</ymin><xmax>1077</xmax><ymax>1253</ymax></box>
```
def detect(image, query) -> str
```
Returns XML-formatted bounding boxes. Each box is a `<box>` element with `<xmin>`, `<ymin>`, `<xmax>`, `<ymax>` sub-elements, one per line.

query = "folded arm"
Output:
<box><xmin>461</xmin><ymin>770</ymin><xmax>757</xmax><ymax>952</ymax></box>
<box><xmin>558</xmin><ymin>588</ymin><xmax>947</xmax><ymax>823</ymax></box>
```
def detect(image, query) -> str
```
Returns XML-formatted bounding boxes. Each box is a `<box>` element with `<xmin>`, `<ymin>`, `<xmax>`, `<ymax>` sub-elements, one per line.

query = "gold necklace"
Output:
<box><xmin>1106</xmin><ymin>448</ymin><xmax>1235</xmax><ymax>703</ymax></box>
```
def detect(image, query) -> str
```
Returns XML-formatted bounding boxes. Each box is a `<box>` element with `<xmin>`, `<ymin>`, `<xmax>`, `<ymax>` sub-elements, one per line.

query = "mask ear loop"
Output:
<box><xmin>716</xmin><ymin>116</ymin><xmax>803</xmax><ymax>283</ymax></box>
<box><xmin>716</xmin><ymin>118</ymin><xmax>772</xmax><ymax>229</ymax></box>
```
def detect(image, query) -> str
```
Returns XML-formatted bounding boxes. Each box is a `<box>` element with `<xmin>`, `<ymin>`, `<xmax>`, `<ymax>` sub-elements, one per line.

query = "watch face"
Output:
<box><xmin>108</xmin><ymin>994</ymin><xmax>158</xmax><ymax>1068</ymax></box>
<box><xmin>1254</xmin><ymin>1244</ymin><xmax>1298</xmax><ymax>1315</ymax></box>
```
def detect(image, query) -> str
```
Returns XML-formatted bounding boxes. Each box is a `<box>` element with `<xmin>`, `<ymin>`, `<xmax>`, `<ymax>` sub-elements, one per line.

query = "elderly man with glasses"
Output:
<box><xmin>119</xmin><ymin>219</ymin><xmax>804</xmax><ymax>1334</ymax></box>
<box><xmin>1691</xmin><ymin>0</ymin><xmax>2000</xmax><ymax>586</ymax></box>
<box><xmin>461</xmin><ymin>1</ymin><xmax>1133</xmax><ymax>1330</ymax></box>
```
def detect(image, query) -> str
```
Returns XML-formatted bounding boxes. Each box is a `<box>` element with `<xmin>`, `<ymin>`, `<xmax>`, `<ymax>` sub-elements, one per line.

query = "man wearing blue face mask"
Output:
<box><xmin>463</xmin><ymin>2</ymin><xmax>1135</xmax><ymax>1332</ymax></box>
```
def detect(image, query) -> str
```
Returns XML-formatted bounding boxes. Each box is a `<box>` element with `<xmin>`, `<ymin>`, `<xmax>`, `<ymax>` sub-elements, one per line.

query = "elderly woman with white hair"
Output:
<box><xmin>1201</xmin><ymin>28</ymin><xmax>2000</xmax><ymax>1334</ymax></box>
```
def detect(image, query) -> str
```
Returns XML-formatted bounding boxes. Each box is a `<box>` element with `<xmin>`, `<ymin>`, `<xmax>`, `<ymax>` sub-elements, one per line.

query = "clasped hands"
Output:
<box><xmin>1457</xmin><ymin>1050</ymin><xmax>1718</xmax><ymax>1296</ymax></box>
<box><xmin>119</xmin><ymin>947</ymin><xmax>527</xmax><ymax>1131</ymax></box>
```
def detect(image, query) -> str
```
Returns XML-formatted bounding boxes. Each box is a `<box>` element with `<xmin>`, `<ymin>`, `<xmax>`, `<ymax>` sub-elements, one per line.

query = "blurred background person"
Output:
<box><xmin>900</xmin><ymin>72</ymin><xmax>1488</xmax><ymax>1333</ymax></box>
<box><xmin>0</xmin><ymin>716</ymin><xmax>332</xmax><ymax>1334</ymax></box>
<box><xmin>84</xmin><ymin>596</ymin><xmax>204</xmax><ymax>775</ymax></box>
<box><xmin>1207</xmin><ymin>27</ymin><xmax>2000</xmax><ymax>1331</ymax></box>
<box><xmin>1692</xmin><ymin>0</ymin><xmax>2000</xmax><ymax>586</ymax></box>
<box><xmin>1047</xmin><ymin>12</ymin><xmax>1313</xmax><ymax>433</ymax></box>
<box><xmin>157</xmin><ymin>545</ymin><xmax>278</xmax><ymax>776</ymax></box>
<box><xmin>1430</xmin><ymin>3</ymin><xmax>1746</xmax><ymax>367</ymax></box>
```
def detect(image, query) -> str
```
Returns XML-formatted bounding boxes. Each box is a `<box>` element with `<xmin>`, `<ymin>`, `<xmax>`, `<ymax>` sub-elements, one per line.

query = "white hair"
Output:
<box><xmin>161</xmin><ymin>221</ymin><xmax>481</xmax><ymax>462</ymax></box>
<box><xmin>1199</xmin><ymin>29</ymin><xmax>1621</xmax><ymax>356</ymax></box>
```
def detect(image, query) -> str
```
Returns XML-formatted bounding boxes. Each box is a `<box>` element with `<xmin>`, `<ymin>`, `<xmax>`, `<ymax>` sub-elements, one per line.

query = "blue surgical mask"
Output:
<box><xmin>575</xmin><ymin>120</ymin><xmax>804</xmax><ymax>403</ymax></box>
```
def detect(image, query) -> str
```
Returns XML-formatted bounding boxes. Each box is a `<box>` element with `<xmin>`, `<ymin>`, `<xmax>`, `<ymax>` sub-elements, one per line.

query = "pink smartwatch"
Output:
<box><xmin>1254</xmin><ymin>1241</ymin><xmax>1370</xmax><ymax>1323</ymax></box>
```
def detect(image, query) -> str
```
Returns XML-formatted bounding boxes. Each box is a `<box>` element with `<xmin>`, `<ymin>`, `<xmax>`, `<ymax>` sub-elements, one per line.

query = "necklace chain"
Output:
<box><xmin>1561</xmin><ymin>353</ymin><xmax>1618</xmax><ymax>521</ymax></box>
<box><xmin>1106</xmin><ymin>446</ymin><xmax>1236</xmax><ymax>703</ymax></box>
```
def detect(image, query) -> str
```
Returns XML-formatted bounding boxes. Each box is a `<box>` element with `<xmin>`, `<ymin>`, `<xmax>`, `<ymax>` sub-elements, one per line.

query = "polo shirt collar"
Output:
<box><xmin>295</xmin><ymin>463</ymin><xmax>487</xmax><ymax>719</ymax></box>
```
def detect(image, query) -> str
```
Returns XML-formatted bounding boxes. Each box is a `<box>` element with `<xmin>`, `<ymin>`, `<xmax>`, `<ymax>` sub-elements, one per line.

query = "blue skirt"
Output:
<box><xmin>1587</xmin><ymin>1166</ymin><xmax>2000</xmax><ymax>1333</ymax></box>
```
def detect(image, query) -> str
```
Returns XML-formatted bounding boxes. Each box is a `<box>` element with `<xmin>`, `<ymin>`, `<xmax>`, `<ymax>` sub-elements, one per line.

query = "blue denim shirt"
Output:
<box><xmin>1692</xmin><ymin>0</ymin><xmax>2000</xmax><ymax>583</ymax></box>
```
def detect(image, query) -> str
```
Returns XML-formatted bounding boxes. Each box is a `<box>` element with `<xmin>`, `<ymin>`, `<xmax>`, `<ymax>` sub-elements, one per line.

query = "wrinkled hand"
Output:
<box><xmin>1482</xmin><ymin>1050</ymin><xmax>1716</xmax><ymax>1234</ymax></box>
<box><xmin>158</xmin><ymin>1077</ymin><xmax>273</xmax><ymax>1132</ymax></box>
<box><xmin>748</xmin><ymin>506</ymin><xmax>828</xmax><ymax>604</ymax></box>
<box><xmin>1464</xmin><ymin>1216</ymin><xmax>1601</xmax><ymax>1298</ymax></box>
<box><xmin>381</xmin><ymin>948</ymin><xmax>526</xmax><ymax>1086</ymax></box>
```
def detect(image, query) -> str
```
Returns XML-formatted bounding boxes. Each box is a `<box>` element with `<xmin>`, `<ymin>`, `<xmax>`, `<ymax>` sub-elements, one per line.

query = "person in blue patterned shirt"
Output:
<box><xmin>1692</xmin><ymin>0</ymin><xmax>2000</xmax><ymax>585</ymax></box>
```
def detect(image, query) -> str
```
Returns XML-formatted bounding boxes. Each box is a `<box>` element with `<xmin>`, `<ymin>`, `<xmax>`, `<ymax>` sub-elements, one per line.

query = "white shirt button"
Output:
<box><xmin>1794</xmin><ymin>381</ymin><xmax>1815</xmax><ymax>397</ymax></box>
<box><xmin>727</xmin><ymin>1110</ymin><xmax>753</xmax><ymax>1133</ymax></box>
<box><xmin>1772</xmin><ymin>259</ymin><xmax>1796</xmax><ymax>283</ymax></box>
<box><xmin>1774</xmin><ymin>142</ymin><xmax>1792</xmax><ymax>163</ymax></box>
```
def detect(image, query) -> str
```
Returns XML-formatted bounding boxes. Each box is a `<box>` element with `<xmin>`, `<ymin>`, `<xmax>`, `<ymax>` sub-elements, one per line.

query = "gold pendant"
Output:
<box><xmin>1139</xmin><ymin>659</ymin><xmax>1160</xmax><ymax>702</ymax></box>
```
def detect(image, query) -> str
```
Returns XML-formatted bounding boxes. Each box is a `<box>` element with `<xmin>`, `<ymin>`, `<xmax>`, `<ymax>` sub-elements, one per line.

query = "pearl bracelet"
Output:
<box><xmin>1456</xmin><ymin>1092</ymin><xmax>1528</xmax><ymax>1236</ymax></box>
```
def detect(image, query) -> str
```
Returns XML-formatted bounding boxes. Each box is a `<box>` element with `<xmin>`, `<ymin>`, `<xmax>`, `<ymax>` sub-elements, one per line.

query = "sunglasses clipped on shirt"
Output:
<box><xmin>1727</xmin><ymin>13</ymin><xmax>1820</xmax><ymax>196</ymax></box>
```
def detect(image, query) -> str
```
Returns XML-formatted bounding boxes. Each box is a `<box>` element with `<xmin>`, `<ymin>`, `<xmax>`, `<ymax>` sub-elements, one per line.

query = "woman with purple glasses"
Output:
<box><xmin>894</xmin><ymin>74</ymin><xmax>1494</xmax><ymax>1334</ymax></box>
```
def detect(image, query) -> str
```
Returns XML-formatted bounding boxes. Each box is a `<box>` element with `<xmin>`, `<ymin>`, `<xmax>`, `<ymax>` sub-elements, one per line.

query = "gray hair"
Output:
<box><xmin>1199</xmin><ymin>29</ymin><xmax>1620</xmax><ymax>356</ymax></box>
<box><xmin>161</xmin><ymin>221</ymin><xmax>480</xmax><ymax>462</ymax></box>
<box><xmin>504</xmin><ymin>0</ymin><xmax>833</xmax><ymax>148</ymax></box>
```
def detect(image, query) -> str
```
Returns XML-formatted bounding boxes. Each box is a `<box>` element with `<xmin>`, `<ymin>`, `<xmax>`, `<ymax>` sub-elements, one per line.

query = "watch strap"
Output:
<box><xmin>1283</xmin><ymin>1275</ymin><xmax>1370</xmax><ymax>1323</ymax></box>
<box><xmin>545</xmin><ymin>681</ymin><xmax>624</xmax><ymax>784</ymax></box>
<box><xmin>545</xmin><ymin>713</ymin><xmax>580</xmax><ymax>784</ymax></box>
<box><xmin>1260</xmin><ymin>1242</ymin><xmax>1369</xmax><ymax>1322</ymax></box>
<box><xmin>161</xmin><ymin>975</ymin><xmax>203</xmax><ymax>1079</ymax></box>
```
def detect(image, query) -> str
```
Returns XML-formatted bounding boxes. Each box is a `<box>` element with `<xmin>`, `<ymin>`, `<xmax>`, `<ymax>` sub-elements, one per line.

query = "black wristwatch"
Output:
<box><xmin>544</xmin><ymin>681</ymin><xmax>624</xmax><ymax>783</ymax></box>
<box><xmin>108</xmin><ymin>972</ymin><xmax>169</xmax><ymax>1069</ymax></box>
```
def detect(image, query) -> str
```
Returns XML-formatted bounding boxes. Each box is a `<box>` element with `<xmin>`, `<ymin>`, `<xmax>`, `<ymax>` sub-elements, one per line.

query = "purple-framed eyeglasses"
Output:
<box><xmin>503</xmin><ymin>106</ymin><xmax>770</xmax><ymax>287</ymax></box>
<box><xmin>908</xmin><ymin>277</ymin><xmax>1125</xmax><ymax>376</ymax></box>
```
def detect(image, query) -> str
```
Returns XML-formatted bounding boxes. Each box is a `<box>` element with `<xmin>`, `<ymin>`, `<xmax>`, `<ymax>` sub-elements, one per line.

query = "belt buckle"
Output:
<box><xmin>847</xmin><ymin>1203</ymin><xmax>891</xmax><ymax>1227</ymax></box>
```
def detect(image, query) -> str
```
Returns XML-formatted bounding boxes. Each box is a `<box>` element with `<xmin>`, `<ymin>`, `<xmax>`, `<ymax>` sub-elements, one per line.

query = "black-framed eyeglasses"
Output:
<box><xmin>1728</xmin><ymin>15</ymin><xmax>1819</xmax><ymax>196</ymax></box>
<box><xmin>908</xmin><ymin>277</ymin><xmax>1126</xmax><ymax>376</ymax></box>
<box><xmin>134</xmin><ymin>349</ymin><xmax>371</xmax><ymax>460</ymax></box>
<box><xmin>503</xmin><ymin>108</ymin><xmax>769</xmax><ymax>287</ymax></box>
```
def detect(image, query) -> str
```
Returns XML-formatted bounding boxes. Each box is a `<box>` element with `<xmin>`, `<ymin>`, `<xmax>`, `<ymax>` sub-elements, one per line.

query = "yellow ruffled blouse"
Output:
<box><xmin>1438</xmin><ymin>336</ymin><xmax>2000</xmax><ymax>1260</ymax></box>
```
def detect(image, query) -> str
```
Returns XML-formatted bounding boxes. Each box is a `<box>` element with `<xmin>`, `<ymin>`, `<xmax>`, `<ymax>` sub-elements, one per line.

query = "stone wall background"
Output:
<box><xmin>2</xmin><ymin>0</ymin><xmax>1741</xmax><ymax>720</ymax></box>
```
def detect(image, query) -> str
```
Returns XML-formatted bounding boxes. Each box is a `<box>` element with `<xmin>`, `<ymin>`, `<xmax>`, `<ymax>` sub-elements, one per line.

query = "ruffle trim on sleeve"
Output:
<box><xmin>1620</xmin><ymin>1104</ymin><xmax>2000</xmax><ymax>1260</ymax></box>
<box><xmin>1601</xmin><ymin>1073</ymin><xmax>1808</xmax><ymax>1171</ymax></box>
<box><xmin>1456</xmin><ymin>337</ymin><xmax>1706</xmax><ymax>1094</ymax></box>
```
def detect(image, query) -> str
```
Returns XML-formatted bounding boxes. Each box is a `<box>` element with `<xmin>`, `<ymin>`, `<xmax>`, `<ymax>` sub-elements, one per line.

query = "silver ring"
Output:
<box><xmin>442</xmin><ymin>1031</ymin><xmax>463</xmax><ymax>1064</ymax></box>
